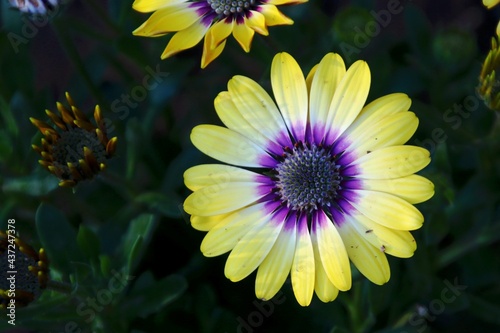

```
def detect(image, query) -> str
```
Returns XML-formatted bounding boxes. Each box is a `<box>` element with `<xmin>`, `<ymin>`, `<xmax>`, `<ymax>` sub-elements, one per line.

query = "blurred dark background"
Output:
<box><xmin>1</xmin><ymin>0</ymin><xmax>499</xmax><ymax>332</ymax></box>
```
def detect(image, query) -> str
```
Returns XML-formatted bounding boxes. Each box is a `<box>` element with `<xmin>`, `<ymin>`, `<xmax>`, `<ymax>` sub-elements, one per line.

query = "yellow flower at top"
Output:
<box><xmin>483</xmin><ymin>0</ymin><xmax>500</xmax><ymax>35</ymax></box>
<box><xmin>483</xmin><ymin>0</ymin><xmax>500</xmax><ymax>9</ymax></box>
<box><xmin>132</xmin><ymin>0</ymin><xmax>307</xmax><ymax>68</ymax></box>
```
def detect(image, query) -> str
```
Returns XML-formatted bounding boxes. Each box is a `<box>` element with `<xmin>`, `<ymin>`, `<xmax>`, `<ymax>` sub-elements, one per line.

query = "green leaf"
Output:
<box><xmin>0</xmin><ymin>95</ymin><xmax>18</xmax><ymax>136</ymax></box>
<box><xmin>134</xmin><ymin>192</ymin><xmax>182</xmax><ymax>218</ymax></box>
<box><xmin>35</xmin><ymin>203</ymin><xmax>83</xmax><ymax>277</ymax></box>
<box><xmin>119</xmin><ymin>214</ymin><xmax>157</xmax><ymax>274</ymax></box>
<box><xmin>0</xmin><ymin>131</ymin><xmax>13</xmax><ymax>161</ymax></box>
<box><xmin>194</xmin><ymin>285</ymin><xmax>217</xmax><ymax>332</ymax></box>
<box><xmin>125</xmin><ymin>119</ymin><xmax>141</xmax><ymax>180</ymax></box>
<box><xmin>468</xmin><ymin>294</ymin><xmax>500</xmax><ymax>325</ymax></box>
<box><xmin>76</xmin><ymin>225</ymin><xmax>101</xmax><ymax>269</ymax></box>
<box><xmin>404</xmin><ymin>3</ymin><xmax>432</xmax><ymax>59</ymax></box>
<box><xmin>122</xmin><ymin>271</ymin><xmax>188</xmax><ymax>318</ymax></box>
<box><xmin>69</xmin><ymin>261</ymin><xmax>94</xmax><ymax>288</ymax></box>
<box><xmin>2</xmin><ymin>174</ymin><xmax>59</xmax><ymax>196</ymax></box>
<box><xmin>126</xmin><ymin>235</ymin><xmax>143</xmax><ymax>274</ymax></box>
<box><xmin>99</xmin><ymin>254</ymin><xmax>112</xmax><ymax>277</ymax></box>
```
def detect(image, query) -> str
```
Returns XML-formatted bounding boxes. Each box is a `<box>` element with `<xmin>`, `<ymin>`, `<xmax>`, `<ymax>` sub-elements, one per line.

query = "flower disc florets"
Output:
<box><xmin>274</xmin><ymin>143</ymin><xmax>342</xmax><ymax>212</ymax></box>
<box><xmin>207</xmin><ymin>0</ymin><xmax>257</xmax><ymax>17</ymax></box>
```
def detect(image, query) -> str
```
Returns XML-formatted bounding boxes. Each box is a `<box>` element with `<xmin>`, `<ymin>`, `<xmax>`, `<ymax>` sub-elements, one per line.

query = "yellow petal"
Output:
<box><xmin>246</xmin><ymin>10</ymin><xmax>268</xmax><ymax>35</ymax></box>
<box><xmin>361</xmin><ymin>174</ymin><xmax>435</xmax><ymax>204</ymax></box>
<box><xmin>132</xmin><ymin>0</ymin><xmax>186</xmax><ymax>13</ymax></box>
<box><xmin>311</xmin><ymin>228</ymin><xmax>340</xmax><ymax>302</ymax></box>
<box><xmin>353</xmin><ymin>213</ymin><xmax>417</xmax><ymax>258</ymax></box>
<box><xmin>305</xmin><ymin>63</ymin><xmax>318</xmax><ymax>94</ymax></box>
<box><xmin>191</xmin><ymin>214</ymin><xmax>226</xmax><ymax>231</ymax></box>
<box><xmin>214</xmin><ymin>91</ymin><xmax>270</xmax><ymax>149</ymax></box>
<box><xmin>352</xmin><ymin>145</ymin><xmax>431</xmax><ymax>179</ymax></box>
<box><xmin>349</xmin><ymin>190</ymin><xmax>424</xmax><ymax>231</ymax></box>
<box><xmin>190</xmin><ymin>124</ymin><xmax>272</xmax><ymax>168</ymax></box>
<box><xmin>313</xmin><ymin>211</ymin><xmax>351</xmax><ymax>291</ymax></box>
<box><xmin>184</xmin><ymin>182</ymin><xmax>263</xmax><ymax>216</ymax></box>
<box><xmin>233</xmin><ymin>19</ymin><xmax>255</xmax><ymax>52</ymax></box>
<box><xmin>207</xmin><ymin>19</ymin><xmax>233</xmax><ymax>50</ymax></box>
<box><xmin>162</xmin><ymin>20</ymin><xmax>210</xmax><ymax>59</ymax></box>
<box><xmin>227</xmin><ymin>75</ymin><xmax>287</xmax><ymax>146</ymax></box>
<box><xmin>291</xmin><ymin>216</ymin><xmax>315</xmax><ymax>306</ymax></box>
<box><xmin>184</xmin><ymin>164</ymin><xmax>260</xmax><ymax>191</ymax></box>
<box><xmin>259</xmin><ymin>4</ymin><xmax>293</xmax><ymax>26</ymax></box>
<box><xmin>255</xmin><ymin>219</ymin><xmax>296</xmax><ymax>300</ymax></box>
<box><xmin>133</xmin><ymin>4</ymin><xmax>198</xmax><ymax>36</ymax></box>
<box><xmin>271</xmin><ymin>52</ymin><xmax>308</xmax><ymax>141</ymax></box>
<box><xmin>225</xmin><ymin>216</ymin><xmax>284</xmax><ymax>281</ymax></box>
<box><xmin>337</xmin><ymin>219</ymin><xmax>390</xmax><ymax>285</ymax></box>
<box><xmin>309</xmin><ymin>53</ymin><xmax>346</xmax><ymax>143</ymax></box>
<box><xmin>201</xmin><ymin>39</ymin><xmax>226</xmax><ymax>68</ymax></box>
<box><xmin>351</xmin><ymin>93</ymin><xmax>411</xmax><ymax>128</ymax></box>
<box><xmin>324</xmin><ymin>60</ymin><xmax>370</xmax><ymax>144</ymax></box>
<box><xmin>346</xmin><ymin>112</ymin><xmax>419</xmax><ymax>157</ymax></box>
<box><xmin>200</xmin><ymin>202</ymin><xmax>269</xmax><ymax>256</ymax></box>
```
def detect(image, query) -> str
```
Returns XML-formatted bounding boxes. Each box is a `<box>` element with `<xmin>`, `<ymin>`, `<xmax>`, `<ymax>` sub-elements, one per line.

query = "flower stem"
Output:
<box><xmin>52</xmin><ymin>19</ymin><xmax>109</xmax><ymax>112</ymax></box>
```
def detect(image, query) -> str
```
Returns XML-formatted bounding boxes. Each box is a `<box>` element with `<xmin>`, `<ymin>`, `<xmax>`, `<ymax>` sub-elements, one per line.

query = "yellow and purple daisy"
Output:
<box><xmin>183</xmin><ymin>52</ymin><xmax>434</xmax><ymax>306</ymax></box>
<box><xmin>132</xmin><ymin>0</ymin><xmax>307</xmax><ymax>68</ymax></box>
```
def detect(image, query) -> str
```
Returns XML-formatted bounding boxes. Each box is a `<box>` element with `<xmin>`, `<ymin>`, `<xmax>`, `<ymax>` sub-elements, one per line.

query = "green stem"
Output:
<box><xmin>52</xmin><ymin>19</ymin><xmax>109</xmax><ymax>112</ymax></box>
<box><xmin>344</xmin><ymin>281</ymin><xmax>367</xmax><ymax>333</ymax></box>
<box><xmin>489</xmin><ymin>110</ymin><xmax>500</xmax><ymax>140</ymax></box>
<box><xmin>98</xmin><ymin>170</ymin><xmax>136</xmax><ymax>202</ymax></box>
<box><xmin>85</xmin><ymin>0</ymin><xmax>121</xmax><ymax>34</ymax></box>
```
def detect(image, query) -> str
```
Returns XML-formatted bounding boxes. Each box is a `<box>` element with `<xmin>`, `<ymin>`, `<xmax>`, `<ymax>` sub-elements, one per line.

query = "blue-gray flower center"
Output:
<box><xmin>274</xmin><ymin>144</ymin><xmax>342</xmax><ymax>212</ymax></box>
<box><xmin>206</xmin><ymin>0</ymin><xmax>256</xmax><ymax>16</ymax></box>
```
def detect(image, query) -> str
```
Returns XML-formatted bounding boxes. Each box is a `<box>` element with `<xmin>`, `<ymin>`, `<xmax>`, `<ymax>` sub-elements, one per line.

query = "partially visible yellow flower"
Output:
<box><xmin>31</xmin><ymin>93</ymin><xmax>117</xmax><ymax>187</ymax></box>
<box><xmin>479</xmin><ymin>36</ymin><xmax>500</xmax><ymax>111</ymax></box>
<box><xmin>0</xmin><ymin>230</ymin><xmax>49</xmax><ymax>308</ymax></box>
<box><xmin>132</xmin><ymin>0</ymin><xmax>307</xmax><ymax>68</ymax></box>
<box><xmin>483</xmin><ymin>0</ymin><xmax>500</xmax><ymax>35</ymax></box>
<box><xmin>483</xmin><ymin>0</ymin><xmax>500</xmax><ymax>9</ymax></box>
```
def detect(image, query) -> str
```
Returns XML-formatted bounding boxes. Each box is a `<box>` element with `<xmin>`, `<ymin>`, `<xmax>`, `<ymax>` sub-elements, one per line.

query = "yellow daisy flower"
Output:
<box><xmin>0</xmin><ymin>230</ymin><xmax>50</xmax><ymax>308</ymax></box>
<box><xmin>30</xmin><ymin>93</ymin><xmax>118</xmax><ymax>187</ymax></box>
<box><xmin>132</xmin><ymin>0</ymin><xmax>307</xmax><ymax>68</ymax></box>
<box><xmin>183</xmin><ymin>52</ymin><xmax>434</xmax><ymax>306</ymax></box>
